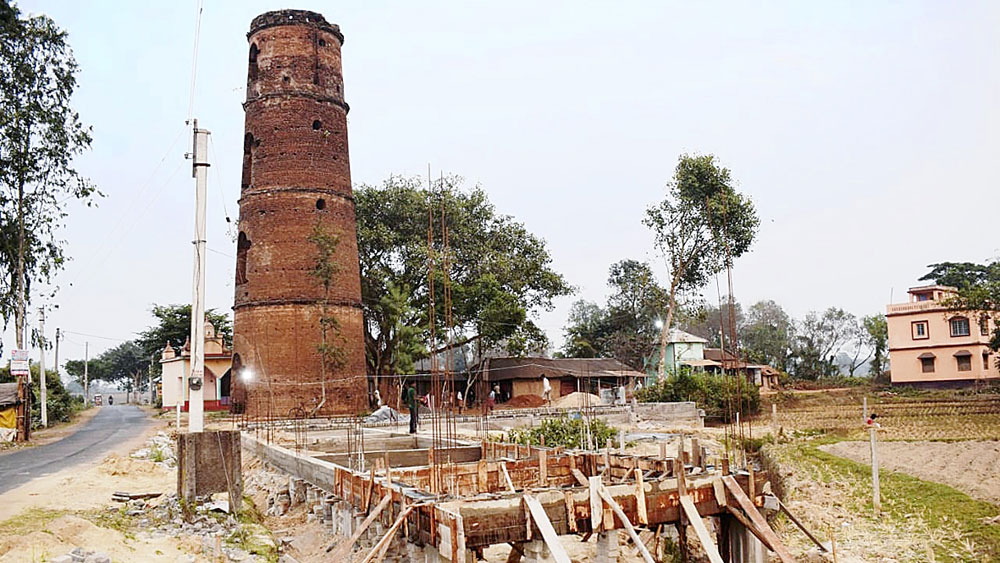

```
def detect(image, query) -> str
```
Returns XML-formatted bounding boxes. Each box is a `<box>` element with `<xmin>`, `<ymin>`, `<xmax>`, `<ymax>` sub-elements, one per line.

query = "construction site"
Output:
<box><xmin>4</xmin><ymin>5</ymin><xmax>1000</xmax><ymax>563</ymax></box>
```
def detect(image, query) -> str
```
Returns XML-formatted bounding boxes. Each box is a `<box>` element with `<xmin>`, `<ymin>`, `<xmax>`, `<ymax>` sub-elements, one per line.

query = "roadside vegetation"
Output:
<box><xmin>638</xmin><ymin>367</ymin><xmax>760</xmax><ymax>422</ymax></box>
<box><xmin>506</xmin><ymin>415</ymin><xmax>619</xmax><ymax>449</ymax></box>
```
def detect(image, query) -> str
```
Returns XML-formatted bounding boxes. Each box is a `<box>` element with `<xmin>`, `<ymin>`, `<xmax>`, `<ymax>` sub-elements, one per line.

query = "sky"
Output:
<box><xmin>6</xmin><ymin>1</ymin><xmax>1000</xmax><ymax>376</ymax></box>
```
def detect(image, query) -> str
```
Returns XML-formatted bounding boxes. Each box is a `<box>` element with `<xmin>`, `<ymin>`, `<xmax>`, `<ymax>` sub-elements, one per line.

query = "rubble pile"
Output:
<box><xmin>47</xmin><ymin>547</ymin><xmax>111</xmax><ymax>563</ymax></box>
<box><xmin>129</xmin><ymin>431</ymin><xmax>178</xmax><ymax>468</ymax></box>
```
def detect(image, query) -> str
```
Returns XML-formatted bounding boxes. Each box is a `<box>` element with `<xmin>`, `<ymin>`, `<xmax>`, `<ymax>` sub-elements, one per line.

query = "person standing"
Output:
<box><xmin>406</xmin><ymin>381</ymin><xmax>419</xmax><ymax>434</ymax></box>
<box><xmin>542</xmin><ymin>376</ymin><xmax>552</xmax><ymax>405</ymax></box>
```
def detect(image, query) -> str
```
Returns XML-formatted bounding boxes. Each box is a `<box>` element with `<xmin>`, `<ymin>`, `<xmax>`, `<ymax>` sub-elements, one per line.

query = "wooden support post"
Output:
<box><xmin>506</xmin><ymin>542</ymin><xmax>524</xmax><ymax>563</ymax></box>
<box><xmin>619</xmin><ymin>429</ymin><xmax>625</xmax><ymax>454</ymax></box>
<box><xmin>660</xmin><ymin>441</ymin><xmax>667</xmax><ymax>459</ymax></box>
<box><xmin>679</xmin><ymin>495</ymin><xmax>724</xmax><ymax>563</ymax></box>
<box><xmin>634</xmin><ymin>467</ymin><xmax>648</xmax><ymax>525</ymax></box>
<box><xmin>523</xmin><ymin>497</ymin><xmax>532</xmax><ymax>541</ymax></box>
<box><xmin>596</xmin><ymin>485</ymin><xmax>655</xmax><ymax>563</ymax></box>
<box><xmin>721</xmin><ymin>457</ymin><xmax>729</xmax><ymax>476</ymax></box>
<box><xmin>712</xmin><ymin>478</ymin><xmax>726</xmax><ymax>508</ymax></box>
<box><xmin>326</xmin><ymin>494</ymin><xmax>392</xmax><ymax>556</ymax></box>
<box><xmin>779</xmin><ymin>499</ymin><xmax>828</xmax><ymax>553</ymax></box>
<box><xmin>691</xmin><ymin>438</ymin><xmax>700</xmax><ymax>467</ymax></box>
<box><xmin>523</xmin><ymin>494</ymin><xmax>573</xmax><ymax>563</ymax></box>
<box><xmin>571</xmin><ymin>468</ymin><xmax>589</xmax><ymax>487</ymax></box>
<box><xmin>539</xmin><ymin>448</ymin><xmax>548</xmax><ymax>487</ymax></box>
<box><xmin>564</xmin><ymin>490</ymin><xmax>578</xmax><ymax>532</ymax></box>
<box><xmin>771</xmin><ymin>403</ymin><xmax>778</xmax><ymax>437</ymax></box>
<box><xmin>870</xmin><ymin>426</ymin><xmax>880</xmax><ymax>515</ymax></box>
<box><xmin>604</xmin><ymin>438</ymin><xmax>612</xmax><ymax>470</ymax></box>
<box><xmin>722</xmin><ymin>476</ymin><xmax>796</xmax><ymax>563</ymax></box>
<box><xmin>673</xmin><ymin>458</ymin><xmax>686</xmax><ymax>497</ymax></box>
<box><xmin>478</xmin><ymin>460</ymin><xmax>489</xmax><ymax>494</ymax></box>
<box><xmin>501</xmin><ymin>461</ymin><xmax>516</xmax><ymax>493</ymax></box>
<box><xmin>589</xmin><ymin>476</ymin><xmax>603</xmax><ymax>531</ymax></box>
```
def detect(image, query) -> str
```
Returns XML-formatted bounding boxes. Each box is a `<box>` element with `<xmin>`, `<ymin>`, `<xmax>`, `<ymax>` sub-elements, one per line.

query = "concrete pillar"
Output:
<box><xmin>595</xmin><ymin>531</ymin><xmax>620</xmax><ymax>563</ymax></box>
<box><xmin>727</xmin><ymin>515</ymin><xmax>766</xmax><ymax>563</ymax></box>
<box><xmin>522</xmin><ymin>539</ymin><xmax>551</xmax><ymax>563</ymax></box>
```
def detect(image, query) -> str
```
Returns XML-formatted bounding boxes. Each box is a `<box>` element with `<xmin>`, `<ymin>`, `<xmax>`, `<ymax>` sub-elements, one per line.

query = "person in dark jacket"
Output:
<box><xmin>406</xmin><ymin>381</ymin><xmax>418</xmax><ymax>434</ymax></box>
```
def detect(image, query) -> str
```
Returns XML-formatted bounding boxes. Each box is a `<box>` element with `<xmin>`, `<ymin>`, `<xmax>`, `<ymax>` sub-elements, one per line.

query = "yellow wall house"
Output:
<box><xmin>887</xmin><ymin>285</ymin><xmax>999</xmax><ymax>386</ymax></box>
<box><xmin>160</xmin><ymin>321</ymin><xmax>233</xmax><ymax>411</ymax></box>
<box><xmin>0</xmin><ymin>382</ymin><xmax>18</xmax><ymax>441</ymax></box>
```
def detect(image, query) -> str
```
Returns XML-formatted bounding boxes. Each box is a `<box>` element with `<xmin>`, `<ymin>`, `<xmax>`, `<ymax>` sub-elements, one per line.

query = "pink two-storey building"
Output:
<box><xmin>886</xmin><ymin>285</ymin><xmax>999</xmax><ymax>386</ymax></box>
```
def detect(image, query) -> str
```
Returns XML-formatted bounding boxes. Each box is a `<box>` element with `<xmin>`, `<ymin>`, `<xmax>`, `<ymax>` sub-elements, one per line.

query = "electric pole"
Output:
<box><xmin>188</xmin><ymin>119</ymin><xmax>210</xmax><ymax>433</ymax></box>
<box><xmin>54</xmin><ymin>328</ymin><xmax>60</xmax><ymax>398</ymax></box>
<box><xmin>38</xmin><ymin>308</ymin><xmax>47</xmax><ymax>427</ymax></box>
<box><xmin>84</xmin><ymin>342</ymin><xmax>89</xmax><ymax>407</ymax></box>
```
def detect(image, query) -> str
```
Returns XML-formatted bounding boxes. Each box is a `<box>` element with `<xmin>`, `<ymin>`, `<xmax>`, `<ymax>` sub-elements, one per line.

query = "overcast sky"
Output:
<box><xmin>7</xmin><ymin>1</ymin><xmax>1000</xmax><ymax>374</ymax></box>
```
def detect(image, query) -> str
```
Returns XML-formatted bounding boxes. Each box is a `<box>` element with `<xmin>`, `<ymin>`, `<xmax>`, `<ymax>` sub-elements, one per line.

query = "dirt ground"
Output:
<box><xmin>0</xmin><ymin>416</ymin><xmax>201</xmax><ymax>562</ymax></box>
<box><xmin>819</xmin><ymin>439</ymin><xmax>1000</xmax><ymax>505</ymax></box>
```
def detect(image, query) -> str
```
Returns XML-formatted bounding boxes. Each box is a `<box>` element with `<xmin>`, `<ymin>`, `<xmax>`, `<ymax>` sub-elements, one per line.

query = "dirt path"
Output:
<box><xmin>819</xmin><ymin>440</ymin><xmax>1000</xmax><ymax>505</ymax></box>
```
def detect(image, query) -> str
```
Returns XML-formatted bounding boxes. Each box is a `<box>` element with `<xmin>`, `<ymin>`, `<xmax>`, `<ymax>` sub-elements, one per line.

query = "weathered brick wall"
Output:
<box><xmin>232</xmin><ymin>10</ymin><xmax>366</xmax><ymax>417</ymax></box>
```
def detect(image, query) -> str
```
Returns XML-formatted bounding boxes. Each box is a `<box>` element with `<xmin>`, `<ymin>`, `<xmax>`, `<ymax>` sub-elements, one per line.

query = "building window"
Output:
<box><xmin>981</xmin><ymin>318</ymin><xmax>990</xmax><ymax>336</ymax></box>
<box><xmin>950</xmin><ymin>317</ymin><xmax>970</xmax><ymax>337</ymax></box>
<box><xmin>249</xmin><ymin>43</ymin><xmax>260</xmax><ymax>81</ymax></box>
<box><xmin>957</xmin><ymin>355</ymin><xmax>972</xmax><ymax>372</ymax></box>
<box><xmin>911</xmin><ymin>321</ymin><xmax>928</xmax><ymax>340</ymax></box>
<box><xmin>984</xmin><ymin>352</ymin><xmax>991</xmax><ymax>371</ymax></box>
<box><xmin>920</xmin><ymin>356</ymin><xmax>935</xmax><ymax>373</ymax></box>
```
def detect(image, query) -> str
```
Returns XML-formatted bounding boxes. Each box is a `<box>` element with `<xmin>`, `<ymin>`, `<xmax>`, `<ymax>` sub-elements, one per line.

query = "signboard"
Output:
<box><xmin>9</xmin><ymin>349</ymin><xmax>28</xmax><ymax>376</ymax></box>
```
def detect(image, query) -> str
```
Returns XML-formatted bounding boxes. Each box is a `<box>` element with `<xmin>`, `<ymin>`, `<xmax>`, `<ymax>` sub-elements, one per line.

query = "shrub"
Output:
<box><xmin>638</xmin><ymin>367</ymin><xmax>759</xmax><ymax>422</ymax></box>
<box><xmin>507</xmin><ymin>415</ymin><xmax>619</xmax><ymax>449</ymax></box>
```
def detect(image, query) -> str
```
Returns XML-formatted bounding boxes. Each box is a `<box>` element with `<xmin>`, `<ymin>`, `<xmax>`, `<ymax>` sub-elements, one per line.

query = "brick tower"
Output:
<box><xmin>231</xmin><ymin>10</ymin><xmax>366</xmax><ymax>417</ymax></box>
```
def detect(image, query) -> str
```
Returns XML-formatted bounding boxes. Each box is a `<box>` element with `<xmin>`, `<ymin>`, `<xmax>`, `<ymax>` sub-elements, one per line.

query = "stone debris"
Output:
<box><xmin>130</xmin><ymin>431</ymin><xmax>178</xmax><ymax>468</ymax></box>
<box><xmin>47</xmin><ymin>548</ymin><xmax>111</xmax><ymax>563</ymax></box>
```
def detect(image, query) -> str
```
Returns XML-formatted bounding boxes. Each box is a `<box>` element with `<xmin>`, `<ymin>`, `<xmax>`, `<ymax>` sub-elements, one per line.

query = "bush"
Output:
<box><xmin>0</xmin><ymin>365</ymin><xmax>83</xmax><ymax>427</ymax></box>
<box><xmin>638</xmin><ymin>368</ymin><xmax>759</xmax><ymax>422</ymax></box>
<box><xmin>507</xmin><ymin>415</ymin><xmax>619</xmax><ymax>449</ymax></box>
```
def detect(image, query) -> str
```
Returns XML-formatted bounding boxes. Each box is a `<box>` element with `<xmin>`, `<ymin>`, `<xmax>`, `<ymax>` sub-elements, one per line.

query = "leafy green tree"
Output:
<box><xmin>644</xmin><ymin>155</ymin><xmax>759</xmax><ymax>378</ymax></box>
<box><xmin>637</xmin><ymin>367</ymin><xmax>759</xmax><ymax>422</ymax></box>
<box><xmin>0</xmin><ymin>4</ymin><xmax>99</xmax><ymax>350</ymax></box>
<box><xmin>678</xmin><ymin>297</ymin><xmax>745</xmax><ymax>349</ymax></box>
<box><xmin>0</xmin><ymin>362</ymin><xmax>81</xmax><ymax>425</ymax></box>
<box><xmin>790</xmin><ymin>307</ymin><xmax>856</xmax><ymax>379</ymax></box>
<box><xmin>863</xmin><ymin>314</ymin><xmax>888</xmax><ymax>380</ymax></box>
<box><xmin>561</xmin><ymin>260</ymin><xmax>668</xmax><ymax>369</ymax></box>
<box><xmin>934</xmin><ymin>260</ymin><xmax>1000</xmax><ymax>358</ymax></box>
<box><xmin>741</xmin><ymin>300</ymin><xmax>794</xmax><ymax>372</ymax></box>
<box><xmin>919</xmin><ymin>261</ymin><xmax>1000</xmax><ymax>290</ymax></box>
<box><xmin>356</xmin><ymin>175</ymin><xmax>572</xmax><ymax>377</ymax></box>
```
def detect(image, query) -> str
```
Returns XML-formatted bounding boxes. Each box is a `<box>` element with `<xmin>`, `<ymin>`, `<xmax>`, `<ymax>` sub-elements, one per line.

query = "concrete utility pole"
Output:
<box><xmin>187</xmin><ymin>119</ymin><xmax>210</xmax><ymax>433</ymax></box>
<box><xmin>84</xmin><ymin>342</ymin><xmax>89</xmax><ymax>407</ymax></box>
<box><xmin>54</xmin><ymin>328</ymin><xmax>60</xmax><ymax>401</ymax></box>
<box><xmin>38</xmin><ymin>308</ymin><xmax>47</xmax><ymax>427</ymax></box>
<box><xmin>870</xmin><ymin>426</ymin><xmax>881</xmax><ymax>515</ymax></box>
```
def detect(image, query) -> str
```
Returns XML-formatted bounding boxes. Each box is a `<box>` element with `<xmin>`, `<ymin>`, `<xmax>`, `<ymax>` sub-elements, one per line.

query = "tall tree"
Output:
<box><xmin>935</xmin><ymin>260</ymin><xmax>1000</xmax><ymax>358</ymax></box>
<box><xmin>791</xmin><ymin>307</ymin><xmax>856</xmax><ymax>379</ymax></box>
<box><xmin>644</xmin><ymin>154</ymin><xmax>759</xmax><ymax>378</ymax></box>
<box><xmin>741</xmin><ymin>300</ymin><xmax>793</xmax><ymax>372</ymax></box>
<box><xmin>863</xmin><ymin>314</ymin><xmax>888</xmax><ymax>379</ymax></box>
<box><xmin>919</xmin><ymin>261</ymin><xmax>1000</xmax><ymax>290</ymax></box>
<box><xmin>0</xmin><ymin>4</ymin><xmax>98</xmax><ymax>349</ymax></box>
<box><xmin>561</xmin><ymin>260</ymin><xmax>669</xmax><ymax>369</ymax></box>
<box><xmin>356</xmin><ymin>175</ymin><xmax>572</xmax><ymax>377</ymax></box>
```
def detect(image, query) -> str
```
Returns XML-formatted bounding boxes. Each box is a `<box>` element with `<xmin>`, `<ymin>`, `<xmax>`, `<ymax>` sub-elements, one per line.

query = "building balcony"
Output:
<box><xmin>886</xmin><ymin>301</ymin><xmax>947</xmax><ymax>315</ymax></box>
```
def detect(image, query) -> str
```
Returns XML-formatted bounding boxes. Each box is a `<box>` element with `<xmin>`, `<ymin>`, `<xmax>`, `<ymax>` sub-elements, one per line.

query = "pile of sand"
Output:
<box><xmin>505</xmin><ymin>394</ymin><xmax>546</xmax><ymax>408</ymax></box>
<box><xmin>553</xmin><ymin>392</ymin><xmax>603</xmax><ymax>408</ymax></box>
<box><xmin>99</xmin><ymin>454</ymin><xmax>162</xmax><ymax>476</ymax></box>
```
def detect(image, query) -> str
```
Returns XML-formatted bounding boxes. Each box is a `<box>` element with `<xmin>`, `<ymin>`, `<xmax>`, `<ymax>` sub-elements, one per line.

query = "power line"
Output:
<box><xmin>186</xmin><ymin>0</ymin><xmax>205</xmax><ymax>121</ymax></box>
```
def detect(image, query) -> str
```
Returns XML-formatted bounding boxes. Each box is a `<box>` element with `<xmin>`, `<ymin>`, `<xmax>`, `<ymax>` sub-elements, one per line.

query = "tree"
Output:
<box><xmin>741</xmin><ymin>300</ymin><xmax>794</xmax><ymax>372</ymax></box>
<box><xmin>934</xmin><ymin>260</ymin><xmax>1000</xmax><ymax>358</ymax></box>
<box><xmin>135</xmin><ymin>304</ymin><xmax>232</xmax><ymax>376</ymax></box>
<box><xmin>678</xmin><ymin>297</ymin><xmax>745</xmax><ymax>350</ymax></box>
<box><xmin>790</xmin><ymin>308</ymin><xmax>856</xmax><ymax>379</ymax></box>
<box><xmin>0</xmin><ymin>4</ymin><xmax>99</xmax><ymax>349</ymax></box>
<box><xmin>644</xmin><ymin>154</ymin><xmax>759</xmax><ymax>378</ymax></box>
<box><xmin>561</xmin><ymin>260</ymin><xmax>669</xmax><ymax>369</ymax></box>
<box><xmin>356</xmin><ymin>175</ymin><xmax>573</xmax><ymax>378</ymax></box>
<box><xmin>919</xmin><ymin>261</ymin><xmax>1000</xmax><ymax>290</ymax></box>
<box><xmin>863</xmin><ymin>314</ymin><xmax>888</xmax><ymax>380</ymax></box>
<box><xmin>64</xmin><ymin>340</ymin><xmax>148</xmax><ymax>398</ymax></box>
<box><xmin>307</xmin><ymin>220</ymin><xmax>347</xmax><ymax>416</ymax></box>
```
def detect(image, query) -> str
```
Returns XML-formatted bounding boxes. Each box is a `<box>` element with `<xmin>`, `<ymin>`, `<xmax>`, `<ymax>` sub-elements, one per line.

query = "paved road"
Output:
<box><xmin>0</xmin><ymin>405</ymin><xmax>151</xmax><ymax>494</ymax></box>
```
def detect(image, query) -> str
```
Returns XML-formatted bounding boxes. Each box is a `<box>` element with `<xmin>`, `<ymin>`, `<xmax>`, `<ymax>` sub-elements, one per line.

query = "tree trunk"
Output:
<box><xmin>15</xmin><ymin>177</ymin><xmax>25</xmax><ymax>349</ymax></box>
<box><xmin>656</xmin><ymin>276</ymin><xmax>681</xmax><ymax>380</ymax></box>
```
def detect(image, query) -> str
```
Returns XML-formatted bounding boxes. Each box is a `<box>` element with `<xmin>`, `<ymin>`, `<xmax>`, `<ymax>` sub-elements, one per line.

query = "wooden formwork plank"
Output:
<box><xmin>679</xmin><ymin>495</ymin><xmax>724</xmax><ymax>563</ymax></box>
<box><xmin>634</xmin><ymin>467</ymin><xmax>648</xmax><ymax>525</ymax></box>
<box><xmin>589</xmin><ymin>476</ymin><xmax>602</xmax><ymax>530</ymax></box>
<box><xmin>571</xmin><ymin>468</ymin><xmax>589</xmax><ymax>487</ymax></box>
<box><xmin>501</xmin><ymin>462</ymin><xmax>516</xmax><ymax>493</ymax></box>
<box><xmin>361</xmin><ymin>505</ymin><xmax>415</xmax><ymax>563</ymax></box>
<box><xmin>523</xmin><ymin>494</ymin><xmax>572</xmax><ymax>563</ymax></box>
